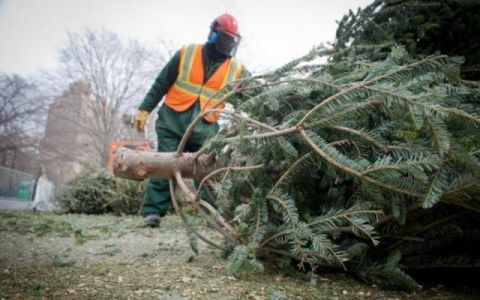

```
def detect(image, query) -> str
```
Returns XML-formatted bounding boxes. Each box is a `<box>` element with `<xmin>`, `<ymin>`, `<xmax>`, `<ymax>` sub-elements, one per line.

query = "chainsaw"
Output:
<box><xmin>106</xmin><ymin>110</ymin><xmax>153</xmax><ymax>172</ymax></box>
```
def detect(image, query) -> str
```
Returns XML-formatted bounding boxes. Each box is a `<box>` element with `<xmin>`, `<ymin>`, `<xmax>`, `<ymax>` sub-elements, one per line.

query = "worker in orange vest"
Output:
<box><xmin>134</xmin><ymin>14</ymin><xmax>246</xmax><ymax>227</ymax></box>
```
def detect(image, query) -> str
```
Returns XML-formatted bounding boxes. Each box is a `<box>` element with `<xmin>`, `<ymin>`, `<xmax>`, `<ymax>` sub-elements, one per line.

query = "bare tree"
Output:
<box><xmin>0</xmin><ymin>73</ymin><xmax>46</xmax><ymax>173</ymax></box>
<box><xmin>42</xmin><ymin>28</ymin><xmax>168</xmax><ymax>171</ymax></box>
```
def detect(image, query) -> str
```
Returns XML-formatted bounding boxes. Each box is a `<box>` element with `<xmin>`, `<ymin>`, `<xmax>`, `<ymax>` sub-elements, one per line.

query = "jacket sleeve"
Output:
<box><xmin>138</xmin><ymin>50</ymin><xmax>181</xmax><ymax>112</ymax></box>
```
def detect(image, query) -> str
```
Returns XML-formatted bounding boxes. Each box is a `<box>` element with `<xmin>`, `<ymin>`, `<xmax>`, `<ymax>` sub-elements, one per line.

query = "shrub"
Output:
<box><xmin>58</xmin><ymin>168</ymin><xmax>144</xmax><ymax>215</ymax></box>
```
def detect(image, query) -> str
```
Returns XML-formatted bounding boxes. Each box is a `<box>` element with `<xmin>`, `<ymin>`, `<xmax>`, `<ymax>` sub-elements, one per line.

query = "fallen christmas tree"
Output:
<box><xmin>114</xmin><ymin>45</ymin><xmax>480</xmax><ymax>290</ymax></box>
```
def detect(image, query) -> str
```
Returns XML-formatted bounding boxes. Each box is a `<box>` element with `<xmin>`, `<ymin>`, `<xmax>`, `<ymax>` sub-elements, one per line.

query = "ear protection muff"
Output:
<box><xmin>207</xmin><ymin>31</ymin><xmax>218</xmax><ymax>44</ymax></box>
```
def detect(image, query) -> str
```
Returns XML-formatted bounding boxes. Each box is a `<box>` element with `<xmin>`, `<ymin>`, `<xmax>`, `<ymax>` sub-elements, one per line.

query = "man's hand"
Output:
<box><xmin>133</xmin><ymin>110</ymin><xmax>149</xmax><ymax>132</ymax></box>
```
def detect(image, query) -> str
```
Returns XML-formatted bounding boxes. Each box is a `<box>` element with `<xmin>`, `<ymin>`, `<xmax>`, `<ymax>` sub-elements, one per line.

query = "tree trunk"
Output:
<box><xmin>113</xmin><ymin>147</ymin><xmax>221</xmax><ymax>180</ymax></box>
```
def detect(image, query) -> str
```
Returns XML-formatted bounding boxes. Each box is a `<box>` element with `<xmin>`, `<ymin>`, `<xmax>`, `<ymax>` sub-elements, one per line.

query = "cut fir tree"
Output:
<box><xmin>114</xmin><ymin>45</ymin><xmax>480</xmax><ymax>290</ymax></box>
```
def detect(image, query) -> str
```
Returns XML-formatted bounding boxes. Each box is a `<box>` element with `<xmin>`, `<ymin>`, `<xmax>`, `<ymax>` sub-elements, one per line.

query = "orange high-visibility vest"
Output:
<box><xmin>165</xmin><ymin>44</ymin><xmax>243</xmax><ymax>122</ymax></box>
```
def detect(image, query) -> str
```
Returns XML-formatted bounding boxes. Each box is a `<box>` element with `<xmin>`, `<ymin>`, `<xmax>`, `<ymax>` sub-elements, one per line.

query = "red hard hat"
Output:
<box><xmin>212</xmin><ymin>14</ymin><xmax>239</xmax><ymax>36</ymax></box>
<box><xmin>209</xmin><ymin>14</ymin><xmax>241</xmax><ymax>56</ymax></box>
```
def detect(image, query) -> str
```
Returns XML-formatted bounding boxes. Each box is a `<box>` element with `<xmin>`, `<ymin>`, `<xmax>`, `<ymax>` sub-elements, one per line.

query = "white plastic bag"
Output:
<box><xmin>31</xmin><ymin>175</ymin><xmax>57</xmax><ymax>211</ymax></box>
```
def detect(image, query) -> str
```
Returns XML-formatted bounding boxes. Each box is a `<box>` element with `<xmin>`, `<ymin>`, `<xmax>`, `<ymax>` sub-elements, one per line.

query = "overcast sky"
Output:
<box><xmin>0</xmin><ymin>0</ymin><xmax>372</xmax><ymax>76</ymax></box>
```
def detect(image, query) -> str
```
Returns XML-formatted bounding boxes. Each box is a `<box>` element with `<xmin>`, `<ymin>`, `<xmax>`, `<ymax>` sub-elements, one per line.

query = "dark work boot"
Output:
<box><xmin>144</xmin><ymin>214</ymin><xmax>161</xmax><ymax>227</ymax></box>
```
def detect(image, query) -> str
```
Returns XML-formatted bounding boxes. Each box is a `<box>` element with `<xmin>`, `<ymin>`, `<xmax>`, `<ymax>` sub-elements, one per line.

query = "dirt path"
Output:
<box><xmin>0</xmin><ymin>211</ymin><xmax>475</xmax><ymax>299</ymax></box>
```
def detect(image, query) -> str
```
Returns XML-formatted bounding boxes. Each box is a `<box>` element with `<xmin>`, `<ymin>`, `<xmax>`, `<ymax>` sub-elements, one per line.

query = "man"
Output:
<box><xmin>133</xmin><ymin>14</ymin><xmax>246</xmax><ymax>227</ymax></box>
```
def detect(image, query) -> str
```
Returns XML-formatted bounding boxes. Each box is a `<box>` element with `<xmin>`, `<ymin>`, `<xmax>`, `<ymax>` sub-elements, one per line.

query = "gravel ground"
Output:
<box><xmin>0</xmin><ymin>211</ymin><xmax>477</xmax><ymax>299</ymax></box>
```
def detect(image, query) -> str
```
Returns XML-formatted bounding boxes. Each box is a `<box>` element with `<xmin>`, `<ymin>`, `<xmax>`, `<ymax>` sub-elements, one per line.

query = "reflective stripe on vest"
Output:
<box><xmin>165</xmin><ymin>44</ymin><xmax>243</xmax><ymax>122</ymax></box>
<box><xmin>179</xmin><ymin>45</ymin><xmax>196</xmax><ymax>82</ymax></box>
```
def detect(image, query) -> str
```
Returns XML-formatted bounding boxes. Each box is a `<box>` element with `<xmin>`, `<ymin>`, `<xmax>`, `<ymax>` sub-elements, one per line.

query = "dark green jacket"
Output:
<box><xmin>139</xmin><ymin>43</ymin><xmax>247</xmax><ymax>113</ymax></box>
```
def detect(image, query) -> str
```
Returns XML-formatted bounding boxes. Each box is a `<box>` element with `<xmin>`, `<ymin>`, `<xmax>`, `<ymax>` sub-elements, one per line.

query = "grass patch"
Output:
<box><xmin>0</xmin><ymin>211</ymin><xmax>478</xmax><ymax>299</ymax></box>
<box><xmin>0</xmin><ymin>211</ymin><xmax>74</xmax><ymax>236</ymax></box>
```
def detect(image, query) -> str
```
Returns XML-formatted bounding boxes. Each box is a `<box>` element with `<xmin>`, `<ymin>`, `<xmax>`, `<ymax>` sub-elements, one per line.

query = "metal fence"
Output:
<box><xmin>0</xmin><ymin>166</ymin><xmax>35</xmax><ymax>202</ymax></box>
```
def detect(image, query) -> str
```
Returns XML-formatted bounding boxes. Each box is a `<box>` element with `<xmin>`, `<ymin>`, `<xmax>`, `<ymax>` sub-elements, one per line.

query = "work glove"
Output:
<box><xmin>133</xmin><ymin>110</ymin><xmax>149</xmax><ymax>132</ymax></box>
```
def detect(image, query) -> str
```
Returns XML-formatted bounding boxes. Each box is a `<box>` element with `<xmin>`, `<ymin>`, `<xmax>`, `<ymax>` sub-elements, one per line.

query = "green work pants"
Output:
<box><xmin>141</xmin><ymin>103</ymin><xmax>219</xmax><ymax>216</ymax></box>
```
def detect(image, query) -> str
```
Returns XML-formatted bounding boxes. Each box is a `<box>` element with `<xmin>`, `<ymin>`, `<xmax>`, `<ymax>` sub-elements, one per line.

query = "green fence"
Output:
<box><xmin>0</xmin><ymin>166</ymin><xmax>35</xmax><ymax>202</ymax></box>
